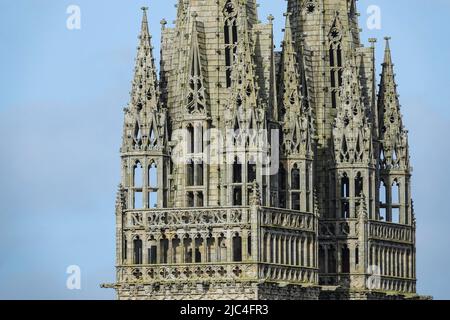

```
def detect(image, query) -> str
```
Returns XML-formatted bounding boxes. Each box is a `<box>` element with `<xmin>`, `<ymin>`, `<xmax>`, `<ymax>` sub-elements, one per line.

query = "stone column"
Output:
<box><xmin>242</xmin><ymin>231</ymin><xmax>248</xmax><ymax>261</ymax></box>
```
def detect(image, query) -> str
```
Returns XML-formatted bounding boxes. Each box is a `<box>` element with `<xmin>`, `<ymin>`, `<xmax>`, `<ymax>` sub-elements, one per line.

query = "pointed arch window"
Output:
<box><xmin>379</xmin><ymin>180</ymin><xmax>387</xmax><ymax>221</ymax></box>
<box><xmin>391</xmin><ymin>180</ymin><xmax>401</xmax><ymax>223</ymax></box>
<box><xmin>329</xmin><ymin>26</ymin><xmax>343</xmax><ymax>108</ymax></box>
<box><xmin>279</xmin><ymin>164</ymin><xmax>287</xmax><ymax>208</ymax></box>
<box><xmin>355</xmin><ymin>172</ymin><xmax>363</xmax><ymax>197</ymax></box>
<box><xmin>341</xmin><ymin>173</ymin><xmax>350</xmax><ymax>218</ymax></box>
<box><xmin>133</xmin><ymin>236</ymin><xmax>143</xmax><ymax>265</ymax></box>
<box><xmin>247</xmin><ymin>158</ymin><xmax>257</xmax><ymax>183</ymax></box>
<box><xmin>148</xmin><ymin>162</ymin><xmax>158</xmax><ymax>208</ymax></box>
<box><xmin>233</xmin><ymin>156</ymin><xmax>242</xmax><ymax>183</ymax></box>
<box><xmin>223</xmin><ymin>0</ymin><xmax>238</xmax><ymax>88</ymax></box>
<box><xmin>133</xmin><ymin>161</ymin><xmax>144</xmax><ymax>209</ymax></box>
<box><xmin>291</xmin><ymin>164</ymin><xmax>301</xmax><ymax>190</ymax></box>
<box><xmin>134</xmin><ymin>161</ymin><xmax>143</xmax><ymax>188</ymax></box>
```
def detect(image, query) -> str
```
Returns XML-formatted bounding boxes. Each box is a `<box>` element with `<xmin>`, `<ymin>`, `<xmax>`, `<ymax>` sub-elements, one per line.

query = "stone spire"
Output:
<box><xmin>185</xmin><ymin>13</ymin><xmax>208</xmax><ymax>116</ymax></box>
<box><xmin>378</xmin><ymin>37</ymin><xmax>410</xmax><ymax>170</ymax></box>
<box><xmin>130</xmin><ymin>7</ymin><xmax>159</xmax><ymax>112</ymax></box>
<box><xmin>225</xmin><ymin>4</ymin><xmax>263</xmax><ymax>130</ymax></box>
<box><xmin>122</xmin><ymin>8</ymin><xmax>167</xmax><ymax>153</ymax></box>
<box><xmin>332</xmin><ymin>55</ymin><xmax>373</xmax><ymax>165</ymax></box>
<box><xmin>279</xmin><ymin>13</ymin><xmax>312</xmax><ymax>157</ymax></box>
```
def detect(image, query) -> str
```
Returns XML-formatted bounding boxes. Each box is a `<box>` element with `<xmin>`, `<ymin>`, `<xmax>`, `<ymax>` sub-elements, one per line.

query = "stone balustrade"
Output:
<box><xmin>368</xmin><ymin>220</ymin><xmax>414</xmax><ymax>244</ymax></box>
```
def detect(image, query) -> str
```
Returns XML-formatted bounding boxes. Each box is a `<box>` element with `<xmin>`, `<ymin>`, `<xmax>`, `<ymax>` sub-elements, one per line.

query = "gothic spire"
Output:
<box><xmin>332</xmin><ymin>55</ymin><xmax>373</xmax><ymax>164</ymax></box>
<box><xmin>185</xmin><ymin>13</ymin><xmax>207</xmax><ymax>116</ymax></box>
<box><xmin>279</xmin><ymin>13</ymin><xmax>312</xmax><ymax>157</ymax></box>
<box><xmin>378</xmin><ymin>37</ymin><xmax>410</xmax><ymax>170</ymax></box>
<box><xmin>226</xmin><ymin>3</ymin><xmax>261</xmax><ymax>128</ymax></box>
<box><xmin>130</xmin><ymin>7</ymin><xmax>159</xmax><ymax>112</ymax></box>
<box><xmin>122</xmin><ymin>8</ymin><xmax>167</xmax><ymax>153</ymax></box>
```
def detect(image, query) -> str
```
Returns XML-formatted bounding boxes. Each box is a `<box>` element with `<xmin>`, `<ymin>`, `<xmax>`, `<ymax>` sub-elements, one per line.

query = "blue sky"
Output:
<box><xmin>0</xmin><ymin>0</ymin><xmax>449</xmax><ymax>299</ymax></box>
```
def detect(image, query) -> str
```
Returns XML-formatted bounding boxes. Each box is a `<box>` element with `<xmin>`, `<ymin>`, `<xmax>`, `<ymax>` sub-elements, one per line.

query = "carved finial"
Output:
<box><xmin>160</xmin><ymin>18</ymin><xmax>167</xmax><ymax>28</ymax></box>
<box><xmin>250</xmin><ymin>181</ymin><xmax>262</xmax><ymax>206</ymax></box>
<box><xmin>313</xmin><ymin>189</ymin><xmax>320</xmax><ymax>217</ymax></box>
<box><xmin>115</xmin><ymin>184</ymin><xmax>126</xmax><ymax>211</ymax></box>
<box><xmin>267</xmin><ymin>14</ymin><xmax>275</xmax><ymax>23</ymax></box>
<box><xmin>358</xmin><ymin>193</ymin><xmax>368</xmax><ymax>221</ymax></box>
<box><xmin>192</xmin><ymin>11</ymin><xmax>198</xmax><ymax>19</ymax></box>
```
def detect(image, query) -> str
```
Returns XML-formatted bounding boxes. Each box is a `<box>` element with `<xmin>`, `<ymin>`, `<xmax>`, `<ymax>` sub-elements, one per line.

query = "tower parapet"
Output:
<box><xmin>106</xmin><ymin>1</ymin><xmax>421</xmax><ymax>300</ymax></box>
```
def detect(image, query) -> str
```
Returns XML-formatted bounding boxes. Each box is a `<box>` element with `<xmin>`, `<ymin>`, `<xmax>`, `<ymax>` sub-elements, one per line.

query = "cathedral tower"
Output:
<box><xmin>105</xmin><ymin>1</ymin><xmax>421</xmax><ymax>300</ymax></box>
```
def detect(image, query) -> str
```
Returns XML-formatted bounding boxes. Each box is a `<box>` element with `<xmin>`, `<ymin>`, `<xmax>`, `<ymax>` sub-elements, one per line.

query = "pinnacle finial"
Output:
<box><xmin>383</xmin><ymin>36</ymin><xmax>393</xmax><ymax>65</ymax></box>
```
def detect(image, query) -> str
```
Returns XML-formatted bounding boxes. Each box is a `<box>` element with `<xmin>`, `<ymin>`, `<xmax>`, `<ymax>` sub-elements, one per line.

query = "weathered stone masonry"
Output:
<box><xmin>104</xmin><ymin>0</ymin><xmax>423</xmax><ymax>300</ymax></box>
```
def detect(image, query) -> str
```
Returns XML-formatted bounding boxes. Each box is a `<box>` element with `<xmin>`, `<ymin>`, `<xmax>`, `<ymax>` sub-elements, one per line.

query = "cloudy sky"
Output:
<box><xmin>0</xmin><ymin>0</ymin><xmax>449</xmax><ymax>299</ymax></box>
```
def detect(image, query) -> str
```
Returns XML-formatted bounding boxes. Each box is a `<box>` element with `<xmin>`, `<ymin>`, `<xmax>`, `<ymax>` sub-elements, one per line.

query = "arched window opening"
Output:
<box><xmin>341</xmin><ymin>246</ymin><xmax>350</xmax><ymax>273</ymax></box>
<box><xmin>196</xmin><ymin>124</ymin><xmax>204</xmax><ymax>154</ymax></box>
<box><xmin>183</xmin><ymin>237</ymin><xmax>193</xmax><ymax>263</ymax></box>
<box><xmin>206</xmin><ymin>237</ymin><xmax>214</xmax><ymax>263</ymax></box>
<box><xmin>148</xmin><ymin>163</ymin><xmax>158</xmax><ymax>188</ymax></box>
<box><xmin>379</xmin><ymin>180</ymin><xmax>387</xmax><ymax>221</ymax></box>
<box><xmin>233</xmin><ymin>157</ymin><xmax>242</xmax><ymax>183</ymax></box>
<box><xmin>195</xmin><ymin>236</ymin><xmax>203</xmax><ymax>263</ymax></box>
<box><xmin>224</xmin><ymin>0</ymin><xmax>238</xmax><ymax>88</ymax></box>
<box><xmin>148</xmin><ymin>162</ymin><xmax>158</xmax><ymax>208</ymax></box>
<box><xmin>279</xmin><ymin>164</ymin><xmax>287</xmax><ymax>208</ymax></box>
<box><xmin>172</xmin><ymin>237</ymin><xmax>181</xmax><ymax>264</ymax></box>
<box><xmin>134</xmin><ymin>161</ymin><xmax>143</xmax><ymax>188</ymax></box>
<box><xmin>187</xmin><ymin>125</ymin><xmax>195</xmax><ymax>154</ymax></box>
<box><xmin>218</xmin><ymin>235</ymin><xmax>227</xmax><ymax>261</ymax></box>
<box><xmin>355</xmin><ymin>246</ymin><xmax>359</xmax><ymax>267</ymax></box>
<box><xmin>341</xmin><ymin>173</ymin><xmax>350</xmax><ymax>198</ymax></box>
<box><xmin>160</xmin><ymin>238</ymin><xmax>169</xmax><ymax>264</ymax></box>
<box><xmin>232</xmin><ymin>234</ymin><xmax>242</xmax><ymax>262</ymax></box>
<box><xmin>341</xmin><ymin>173</ymin><xmax>350</xmax><ymax>218</ymax></box>
<box><xmin>148</xmin><ymin>239</ymin><xmax>158</xmax><ymax>264</ymax></box>
<box><xmin>329</xmin><ymin>39</ymin><xmax>343</xmax><ymax>108</ymax></box>
<box><xmin>355</xmin><ymin>172</ymin><xmax>363</xmax><ymax>197</ymax></box>
<box><xmin>233</xmin><ymin>187</ymin><xmax>242</xmax><ymax>206</ymax></box>
<box><xmin>291</xmin><ymin>164</ymin><xmax>301</xmax><ymax>210</ymax></box>
<box><xmin>133</xmin><ymin>237</ymin><xmax>143</xmax><ymax>265</ymax></box>
<box><xmin>291</xmin><ymin>164</ymin><xmax>300</xmax><ymax>190</ymax></box>
<box><xmin>186</xmin><ymin>161</ymin><xmax>194</xmax><ymax>187</ymax></box>
<box><xmin>247</xmin><ymin>158</ymin><xmax>257</xmax><ymax>183</ymax></box>
<box><xmin>392</xmin><ymin>181</ymin><xmax>400</xmax><ymax>204</ymax></box>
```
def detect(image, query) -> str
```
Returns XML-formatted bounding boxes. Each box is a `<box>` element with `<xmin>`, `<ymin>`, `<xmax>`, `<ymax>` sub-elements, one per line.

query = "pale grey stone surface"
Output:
<box><xmin>106</xmin><ymin>1</ymin><xmax>421</xmax><ymax>300</ymax></box>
